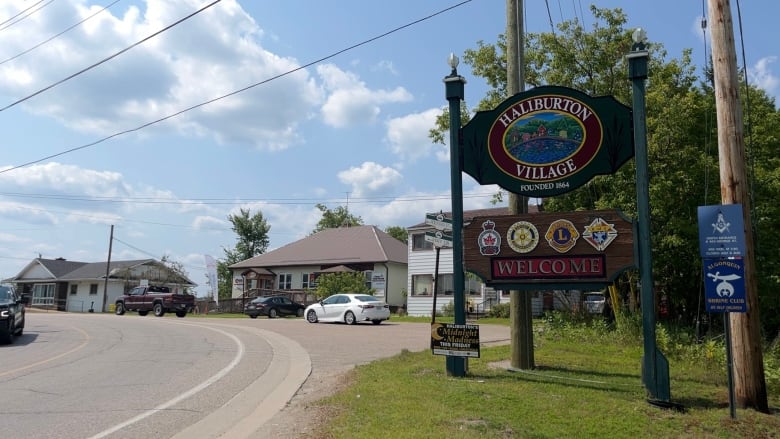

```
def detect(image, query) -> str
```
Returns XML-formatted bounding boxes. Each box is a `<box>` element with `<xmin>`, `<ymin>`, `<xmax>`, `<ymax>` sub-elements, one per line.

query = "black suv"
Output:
<box><xmin>0</xmin><ymin>285</ymin><xmax>27</xmax><ymax>344</ymax></box>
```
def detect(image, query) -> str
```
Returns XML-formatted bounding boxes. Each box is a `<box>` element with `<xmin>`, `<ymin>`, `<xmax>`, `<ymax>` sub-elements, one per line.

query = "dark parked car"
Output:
<box><xmin>244</xmin><ymin>296</ymin><xmax>305</xmax><ymax>319</ymax></box>
<box><xmin>0</xmin><ymin>284</ymin><xmax>27</xmax><ymax>344</ymax></box>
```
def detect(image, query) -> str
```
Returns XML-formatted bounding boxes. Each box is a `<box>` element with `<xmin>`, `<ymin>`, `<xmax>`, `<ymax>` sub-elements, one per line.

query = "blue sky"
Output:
<box><xmin>0</xmin><ymin>0</ymin><xmax>777</xmax><ymax>297</ymax></box>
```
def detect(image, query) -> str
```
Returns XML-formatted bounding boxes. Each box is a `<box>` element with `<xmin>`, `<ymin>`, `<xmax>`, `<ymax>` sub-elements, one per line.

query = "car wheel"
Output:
<box><xmin>138</xmin><ymin>310</ymin><xmax>149</xmax><ymax>316</ymax></box>
<box><xmin>372</xmin><ymin>319</ymin><xmax>382</xmax><ymax>325</ymax></box>
<box><xmin>176</xmin><ymin>311</ymin><xmax>187</xmax><ymax>318</ymax></box>
<box><xmin>306</xmin><ymin>309</ymin><xmax>318</xmax><ymax>323</ymax></box>
<box><xmin>0</xmin><ymin>320</ymin><xmax>13</xmax><ymax>344</ymax></box>
<box><xmin>153</xmin><ymin>303</ymin><xmax>165</xmax><ymax>317</ymax></box>
<box><xmin>249</xmin><ymin>314</ymin><xmax>258</xmax><ymax>319</ymax></box>
<box><xmin>115</xmin><ymin>302</ymin><xmax>125</xmax><ymax>315</ymax></box>
<box><xmin>344</xmin><ymin>311</ymin><xmax>356</xmax><ymax>325</ymax></box>
<box><xmin>268</xmin><ymin>308</ymin><xmax>278</xmax><ymax>319</ymax></box>
<box><xmin>296</xmin><ymin>308</ymin><xmax>304</xmax><ymax>318</ymax></box>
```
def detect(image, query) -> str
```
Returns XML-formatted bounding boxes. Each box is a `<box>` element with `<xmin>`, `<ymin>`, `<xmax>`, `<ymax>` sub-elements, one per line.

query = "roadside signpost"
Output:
<box><xmin>698</xmin><ymin>203</ymin><xmax>747</xmax><ymax>419</ymax></box>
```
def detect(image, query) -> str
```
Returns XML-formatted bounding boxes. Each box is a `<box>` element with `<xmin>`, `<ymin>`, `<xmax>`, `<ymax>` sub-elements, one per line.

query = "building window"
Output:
<box><xmin>436</xmin><ymin>274</ymin><xmax>454</xmax><ymax>295</ymax></box>
<box><xmin>302</xmin><ymin>273</ymin><xmax>313</xmax><ymax>289</ymax></box>
<box><xmin>411</xmin><ymin>275</ymin><xmax>433</xmax><ymax>296</ymax></box>
<box><xmin>411</xmin><ymin>233</ymin><xmax>433</xmax><ymax>251</ymax></box>
<box><xmin>278</xmin><ymin>273</ymin><xmax>292</xmax><ymax>290</ymax></box>
<box><xmin>363</xmin><ymin>270</ymin><xmax>373</xmax><ymax>289</ymax></box>
<box><xmin>466</xmin><ymin>277</ymin><xmax>482</xmax><ymax>297</ymax></box>
<box><xmin>70</xmin><ymin>284</ymin><xmax>78</xmax><ymax>295</ymax></box>
<box><xmin>89</xmin><ymin>284</ymin><xmax>98</xmax><ymax>295</ymax></box>
<box><xmin>32</xmin><ymin>283</ymin><xmax>55</xmax><ymax>306</ymax></box>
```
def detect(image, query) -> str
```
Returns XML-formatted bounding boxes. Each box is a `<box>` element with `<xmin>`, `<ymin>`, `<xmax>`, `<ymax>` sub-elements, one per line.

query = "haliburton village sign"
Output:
<box><xmin>459</xmin><ymin>85</ymin><xmax>636</xmax><ymax>289</ymax></box>
<box><xmin>461</xmin><ymin>85</ymin><xmax>634</xmax><ymax>198</ymax></box>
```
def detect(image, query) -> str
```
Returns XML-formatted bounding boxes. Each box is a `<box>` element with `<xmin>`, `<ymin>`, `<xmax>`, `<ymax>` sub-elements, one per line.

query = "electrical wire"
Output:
<box><xmin>0</xmin><ymin>0</ymin><xmax>473</xmax><ymax>175</ymax></box>
<box><xmin>0</xmin><ymin>0</ymin><xmax>223</xmax><ymax>113</ymax></box>
<box><xmin>0</xmin><ymin>0</ymin><xmax>57</xmax><ymax>32</ymax></box>
<box><xmin>0</xmin><ymin>190</ymin><xmax>498</xmax><ymax>206</ymax></box>
<box><xmin>734</xmin><ymin>0</ymin><xmax>758</xmax><ymax>250</ymax></box>
<box><xmin>0</xmin><ymin>0</ymin><xmax>123</xmax><ymax>67</ymax></box>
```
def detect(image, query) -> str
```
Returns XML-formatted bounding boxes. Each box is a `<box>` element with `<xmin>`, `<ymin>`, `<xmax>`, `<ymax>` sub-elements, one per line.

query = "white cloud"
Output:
<box><xmin>317</xmin><ymin>64</ymin><xmax>412</xmax><ymax>128</ymax></box>
<box><xmin>337</xmin><ymin>162</ymin><xmax>402</xmax><ymax>198</ymax></box>
<box><xmin>0</xmin><ymin>0</ymin><xmax>321</xmax><ymax>151</ymax></box>
<box><xmin>385</xmin><ymin>108</ymin><xmax>446</xmax><ymax>163</ymax></box>
<box><xmin>192</xmin><ymin>215</ymin><xmax>227</xmax><ymax>230</ymax></box>
<box><xmin>749</xmin><ymin>56</ymin><xmax>779</xmax><ymax>100</ymax></box>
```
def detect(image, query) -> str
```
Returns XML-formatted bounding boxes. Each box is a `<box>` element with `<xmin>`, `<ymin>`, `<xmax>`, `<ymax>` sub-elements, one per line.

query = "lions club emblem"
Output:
<box><xmin>545</xmin><ymin>219</ymin><xmax>579</xmax><ymax>253</ymax></box>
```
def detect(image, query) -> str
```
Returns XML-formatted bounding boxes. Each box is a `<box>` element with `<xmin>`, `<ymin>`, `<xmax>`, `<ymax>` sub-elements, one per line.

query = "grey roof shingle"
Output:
<box><xmin>13</xmin><ymin>258</ymin><xmax>196</xmax><ymax>286</ymax></box>
<box><xmin>229</xmin><ymin>225</ymin><xmax>407</xmax><ymax>269</ymax></box>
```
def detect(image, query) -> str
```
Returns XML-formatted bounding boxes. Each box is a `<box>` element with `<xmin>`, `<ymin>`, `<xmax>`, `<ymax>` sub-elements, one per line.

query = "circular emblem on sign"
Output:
<box><xmin>506</xmin><ymin>221</ymin><xmax>539</xmax><ymax>253</ymax></box>
<box><xmin>545</xmin><ymin>219</ymin><xmax>580</xmax><ymax>253</ymax></box>
<box><xmin>487</xmin><ymin>94</ymin><xmax>603</xmax><ymax>184</ymax></box>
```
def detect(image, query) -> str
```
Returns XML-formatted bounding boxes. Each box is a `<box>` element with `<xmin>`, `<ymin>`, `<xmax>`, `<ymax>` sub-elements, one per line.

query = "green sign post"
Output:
<box><xmin>627</xmin><ymin>29</ymin><xmax>670</xmax><ymax>403</ymax></box>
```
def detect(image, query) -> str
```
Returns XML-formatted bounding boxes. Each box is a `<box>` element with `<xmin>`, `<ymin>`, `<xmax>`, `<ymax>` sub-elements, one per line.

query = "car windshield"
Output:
<box><xmin>0</xmin><ymin>286</ymin><xmax>12</xmax><ymax>300</ymax></box>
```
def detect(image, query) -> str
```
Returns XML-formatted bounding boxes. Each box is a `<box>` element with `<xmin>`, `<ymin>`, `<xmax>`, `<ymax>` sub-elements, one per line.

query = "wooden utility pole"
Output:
<box><xmin>506</xmin><ymin>0</ymin><xmax>534</xmax><ymax>370</ymax></box>
<box><xmin>707</xmin><ymin>0</ymin><xmax>768</xmax><ymax>412</ymax></box>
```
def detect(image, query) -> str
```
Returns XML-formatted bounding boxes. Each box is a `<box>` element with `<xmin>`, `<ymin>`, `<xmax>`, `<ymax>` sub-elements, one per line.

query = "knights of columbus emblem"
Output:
<box><xmin>478</xmin><ymin>220</ymin><xmax>501</xmax><ymax>255</ymax></box>
<box><xmin>582</xmin><ymin>217</ymin><xmax>618</xmax><ymax>251</ymax></box>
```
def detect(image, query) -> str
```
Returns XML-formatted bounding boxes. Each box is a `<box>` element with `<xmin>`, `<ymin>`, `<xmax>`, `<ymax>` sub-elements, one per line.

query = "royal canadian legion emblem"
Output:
<box><xmin>582</xmin><ymin>217</ymin><xmax>618</xmax><ymax>251</ymax></box>
<box><xmin>545</xmin><ymin>219</ymin><xmax>579</xmax><ymax>253</ymax></box>
<box><xmin>506</xmin><ymin>221</ymin><xmax>539</xmax><ymax>253</ymax></box>
<box><xmin>478</xmin><ymin>220</ymin><xmax>501</xmax><ymax>255</ymax></box>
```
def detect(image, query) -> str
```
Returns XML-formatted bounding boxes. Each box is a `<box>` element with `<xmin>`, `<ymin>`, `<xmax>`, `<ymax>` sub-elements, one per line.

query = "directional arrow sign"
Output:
<box><xmin>425</xmin><ymin>230</ymin><xmax>453</xmax><ymax>248</ymax></box>
<box><xmin>425</xmin><ymin>213</ymin><xmax>453</xmax><ymax>231</ymax></box>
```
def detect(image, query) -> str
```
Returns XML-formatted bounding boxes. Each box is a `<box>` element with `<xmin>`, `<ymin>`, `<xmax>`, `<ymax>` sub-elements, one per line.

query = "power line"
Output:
<box><xmin>0</xmin><ymin>0</ymin><xmax>57</xmax><ymax>32</ymax></box>
<box><xmin>0</xmin><ymin>0</ymin><xmax>473</xmax><ymax>175</ymax></box>
<box><xmin>0</xmin><ymin>0</ymin><xmax>223</xmax><ymax>113</ymax></box>
<box><xmin>0</xmin><ymin>190</ymin><xmax>498</xmax><ymax>206</ymax></box>
<box><xmin>0</xmin><ymin>0</ymin><xmax>123</xmax><ymax>67</ymax></box>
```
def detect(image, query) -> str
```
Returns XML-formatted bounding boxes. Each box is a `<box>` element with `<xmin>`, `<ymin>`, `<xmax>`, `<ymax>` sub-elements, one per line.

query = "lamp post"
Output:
<box><xmin>627</xmin><ymin>28</ymin><xmax>670</xmax><ymax>402</ymax></box>
<box><xmin>444</xmin><ymin>53</ymin><xmax>467</xmax><ymax>377</ymax></box>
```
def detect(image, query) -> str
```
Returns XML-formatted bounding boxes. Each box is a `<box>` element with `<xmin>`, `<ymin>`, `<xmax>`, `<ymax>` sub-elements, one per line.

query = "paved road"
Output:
<box><xmin>1</xmin><ymin>312</ymin><xmax>510</xmax><ymax>438</ymax></box>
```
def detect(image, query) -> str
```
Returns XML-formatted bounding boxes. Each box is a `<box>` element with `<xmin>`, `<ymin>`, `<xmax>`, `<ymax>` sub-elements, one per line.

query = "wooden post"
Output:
<box><xmin>708</xmin><ymin>0</ymin><xmax>768</xmax><ymax>412</ymax></box>
<box><xmin>506</xmin><ymin>0</ymin><xmax>534</xmax><ymax>370</ymax></box>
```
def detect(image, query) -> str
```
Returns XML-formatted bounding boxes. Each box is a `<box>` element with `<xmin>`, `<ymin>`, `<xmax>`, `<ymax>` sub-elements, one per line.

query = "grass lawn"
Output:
<box><xmin>311</xmin><ymin>318</ymin><xmax>780</xmax><ymax>439</ymax></box>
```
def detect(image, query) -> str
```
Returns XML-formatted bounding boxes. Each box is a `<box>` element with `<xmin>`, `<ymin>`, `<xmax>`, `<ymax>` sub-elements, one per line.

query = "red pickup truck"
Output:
<box><xmin>114</xmin><ymin>285</ymin><xmax>194</xmax><ymax>318</ymax></box>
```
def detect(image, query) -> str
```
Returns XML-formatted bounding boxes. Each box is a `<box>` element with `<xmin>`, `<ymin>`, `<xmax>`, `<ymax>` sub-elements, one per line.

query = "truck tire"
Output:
<box><xmin>153</xmin><ymin>302</ymin><xmax>165</xmax><ymax>317</ymax></box>
<box><xmin>115</xmin><ymin>302</ymin><xmax>125</xmax><ymax>315</ymax></box>
<box><xmin>175</xmin><ymin>311</ymin><xmax>186</xmax><ymax>318</ymax></box>
<box><xmin>138</xmin><ymin>310</ymin><xmax>149</xmax><ymax>316</ymax></box>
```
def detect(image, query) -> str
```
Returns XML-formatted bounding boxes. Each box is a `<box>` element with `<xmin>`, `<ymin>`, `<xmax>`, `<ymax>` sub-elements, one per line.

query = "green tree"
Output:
<box><xmin>311</xmin><ymin>203</ymin><xmax>363</xmax><ymax>234</ymax></box>
<box><xmin>384</xmin><ymin>225</ymin><xmax>408</xmax><ymax>243</ymax></box>
<box><xmin>159</xmin><ymin>254</ymin><xmax>191</xmax><ymax>292</ymax></box>
<box><xmin>217</xmin><ymin>208</ymin><xmax>271</xmax><ymax>299</ymax></box>
<box><xmin>315</xmin><ymin>272</ymin><xmax>372</xmax><ymax>299</ymax></box>
<box><xmin>428</xmin><ymin>6</ymin><xmax>780</xmax><ymax>329</ymax></box>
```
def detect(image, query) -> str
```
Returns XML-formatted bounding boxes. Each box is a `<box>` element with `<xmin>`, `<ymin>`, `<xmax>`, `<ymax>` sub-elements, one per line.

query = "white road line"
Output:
<box><xmin>87</xmin><ymin>324</ymin><xmax>245</xmax><ymax>439</ymax></box>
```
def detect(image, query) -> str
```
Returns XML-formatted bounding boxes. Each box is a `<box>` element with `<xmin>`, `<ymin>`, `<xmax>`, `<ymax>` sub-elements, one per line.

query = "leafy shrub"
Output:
<box><xmin>440</xmin><ymin>300</ymin><xmax>455</xmax><ymax>317</ymax></box>
<box><xmin>488</xmin><ymin>302</ymin><xmax>510</xmax><ymax>318</ymax></box>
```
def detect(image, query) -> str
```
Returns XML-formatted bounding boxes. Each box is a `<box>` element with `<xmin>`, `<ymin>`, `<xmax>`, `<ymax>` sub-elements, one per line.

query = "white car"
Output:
<box><xmin>305</xmin><ymin>293</ymin><xmax>390</xmax><ymax>325</ymax></box>
<box><xmin>583</xmin><ymin>292</ymin><xmax>606</xmax><ymax>314</ymax></box>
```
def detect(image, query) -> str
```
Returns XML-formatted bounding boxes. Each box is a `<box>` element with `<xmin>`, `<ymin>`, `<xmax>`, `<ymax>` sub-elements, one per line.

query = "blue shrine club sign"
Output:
<box><xmin>461</xmin><ymin>86</ymin><xmax>634</xmax><ymax>197</ymax></box>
